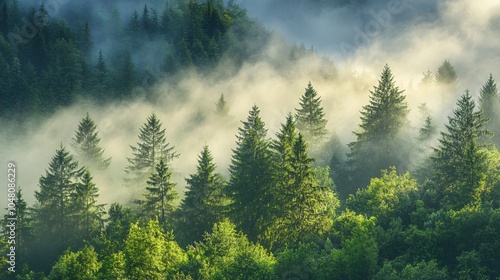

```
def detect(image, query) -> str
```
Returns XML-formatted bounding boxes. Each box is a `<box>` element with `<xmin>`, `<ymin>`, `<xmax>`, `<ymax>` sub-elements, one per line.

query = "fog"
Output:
<box><xmin>1</xmin><ymin>0</ymin><xmax>499</xmax><ymax>210</ymax></box>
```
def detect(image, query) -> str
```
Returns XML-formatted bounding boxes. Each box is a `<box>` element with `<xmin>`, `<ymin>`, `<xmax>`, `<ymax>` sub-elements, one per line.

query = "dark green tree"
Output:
<box><xmin>436</xmin><ymin>60</ymin><xmax>458</xmax><ymax>84</ymax></box>
<box><xmin>73</xmin><ymin>169</ymin><xmax>105</xmax><ymax>241</ymax></box>
<box><xmin>32</xmin><ymin>146</ymin><xmax>84</xmax><ymax>271</ymax></box>
<box><xmin>71</xmin><ymin>113</ymin><xmax>111</xmax><ymax>170</ymax></box>
<box><xmin>226</xmin><ymin>105</ymin><xmax>273</xmax><ymax>241</ymax></box>
<box><xmin>179</xmin><ymin>145</ymin><xmax>227</xmax><ymax>245</ymax></box>
<box><xmin>142</xmin><ymin>159</ymin><xmax>177</xmax><ymax>228</ymax></box>
<box><xmin>105</xmin><ymin>203</ymin><xmax>136</xmax><ymax>251</ymax></box>
<box><xmin>295</xmin><ymin>81</ymin><xmax>328</xmax><ymax>145</ymax></box>
<box><xmin>479</xmin><ymin>74</ymin><xmax>500</xmax><ymax>144</ymax></box>
<box><xmin>347</xmin><ymin>65</ymin><xmax>409</xmax><ymax>193</ymax></box>
<box><xmin>125</xmin><ymin>113</ymin><xmax>178</xmax><ymax>198</ymax></box>
<box><xmin>264</xmin><ymin>115</ymin><xmax>337</xmax><ymax>249</ymax></box>
<box><xmin>116</xmin><ymin>51</ymin><xmax>135</xmax><ymax>96</ymax></box>
<box><xmin>80</xmin><ymin>20</ymin><xmax>93</xmax><ymax>57</ymax></box>
<box><xmin>431</xmin><ymin>91</ymin><xmax>490</xmax><ymax>209</ymax></box>
<box><xmin>93</xmin><ymin>50</ymin><xmax>110</xmax><ymax>97</ymax></box>
<box><xmin>419</xmin><ymin>116</ymin><xmax>437</xmax><ymax>142</ymax></box>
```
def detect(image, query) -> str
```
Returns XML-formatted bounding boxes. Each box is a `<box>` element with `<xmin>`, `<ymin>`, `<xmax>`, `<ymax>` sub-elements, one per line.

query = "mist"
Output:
<box><xmin>1</xmin><ymin>0</ymin><xmax>500</xmax><ymax>210</ymax></box>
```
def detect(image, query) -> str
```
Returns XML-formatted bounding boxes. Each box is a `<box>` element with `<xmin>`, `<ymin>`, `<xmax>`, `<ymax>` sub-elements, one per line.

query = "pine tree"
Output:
<box><xmin>295</xmin><ymin>81</ymin><xmax>328</xmax><ymax>145</ymax></box>
<box><xmin>80</xmin><ymin>20</ymin><xmax>93</xmax><ymax>57</ymax></box>
<box><xmin>421</xmin><ymin>69</ymin><xmax>433</xmax><ymax>85</ymax></box>
<box><xmin>418</xmin><ymin>116</ymin><xmax>436</xmax><ymax>142</ymax></box>
<box><xmin>431</xmin><ymin>91</ymin><xmax>490</xmax><ymax>208</ymax></box>
<box><xmin>141</xmin><ymin>4</ymin><xmax>150</xmax><ymax>33</ymax></box>
<box><xmin>265</xmin><ymin>116</ymin><xmax>336</xmax><ymax>249</ymax></box>
<box><xmin>215</xmin><ymin>93</ymin><xmax>229</xmax><ymax>117</ymax></box>
<box><xmin>130</xmin><ymin>10</ymin><xmax>140</xmax><ymax>37</ymax></box>
<box><xmin>33</xmin><ymin>146</ymin><xmax>84</xmax><ymax>270</ymax></box>
<box><xmin>479</xmin><ymin>74</ymin><xmax>499</xmax><ymax>144</ymax></box>
<box><xmin>142</xmin><ymin>159</ymin><xmax>177</xmax><ymax>228</ymax></box>
<box><xmin>93</xmin><ymin>50</ymin><xmax>109</xmax><ymax>97</ymax></box>
<box><xmin>125</xmin><ymin>113</ymin><xmax>178</xmax><ymax>198</ymax></box>
<box><xmin>116</xmin><ymin>51</ymin><xmax>135</xmax><ymax>96</ymax></box>
<box><xmin>73</xmin><ymin>169</ymin><xmax>105</xmax><ymax>241</ymax></box>
<box><xmin>435</xmin><ymin>60</ymin><xmax>457</xmax><ymax>84</ymax></box>
<box><xmin>71</xmin><ymin>113</ymin><xmax>111</xmax><ymax>170</ymax></box>
<box><xmin>226</xmin><ymin>105</ymin><xmax>273</xmax><ymax>241</ymax></box>
<box><xmin>347</xmin><ymin>65</ymin><xmax>409</xmax><ymax>192</ymax></box>
<box><xmin>179</xmin><ymin>145</ymin><xmax>227</xmax><ymax>245</ymax></box>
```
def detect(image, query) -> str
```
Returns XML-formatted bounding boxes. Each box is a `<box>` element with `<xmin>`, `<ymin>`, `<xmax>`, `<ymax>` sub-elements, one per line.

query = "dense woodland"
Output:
<box><xmin>2</xmin><ymin>0</ymin><xmax>500</xmax><ymax>279</ymax></box>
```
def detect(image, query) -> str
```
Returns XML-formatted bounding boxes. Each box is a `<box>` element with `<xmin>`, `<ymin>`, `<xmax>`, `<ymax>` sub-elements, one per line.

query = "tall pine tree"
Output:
<box><xmin>430</xmin><ymin>91</ymin><xmax>490</xmax><ymax>209</ymax></box>
<box><xmin>178</xmin><ymin>145</ymin><xmax>227</xmax><ymax>245</ymax></box>
<box><xmin>347</xmin><ymin>65</ymin><xmax>409</xmax><ymax>194</ymax></box>
<box><xmin>295</xmin><ymin>81</ymin><xmax>328</xmax><ymax>145</ymax></box>
<box><xmin>125</xmin><ymin>113</ymin><xmax>178</xmax><ymax>199</ymax></box>
<box><xmin>479</xmin><ymin>74</ymin><xmax>500</xmax><ymax>145</ymax></box>
<box><xmin>142</xmin><ymin>159</ymin><xmax>178</xmax><ymax>229</ymax></box>
<box><xmin>226</xmin><ymin>105</ymin><xmax>273</xmax><ymax>241</ymax></box>
<box><xmin>71</xmin><ymin>113</ymin><xmax>111</xmax><ymax>170</ymax></box>
<box><xmin>435</xmin><ymin>60</ymin><xmax>457</xmax><ymax>84</ymax></box>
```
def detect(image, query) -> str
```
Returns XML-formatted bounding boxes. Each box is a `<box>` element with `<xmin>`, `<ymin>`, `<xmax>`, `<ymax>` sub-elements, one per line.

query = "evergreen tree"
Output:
<box><xmin>347</xmin><ymin>65</ymin><xmax>409</xmax><ymax>193</ymax></box>
<box><xmin>418</xmin><ymin>116</ymin><xmax>436</xmax><ymax>142</ymax></box>
<box><xmin>479</xmin><ymin>74</ymin><xmax>500</xmax><ymax>144</ymax></box>
<box><xmin>93</xmin><ymin>50</ymin><xmax>110</xmax><ymax>98</ymax></box>
<box><xmin>436</xmin><ymin>60</ymin><xmax>458</xmax><ymax>84</ymax></box>
<box><xmin>33</xmin><ymin>146</ymin><xmax>84</xmax><ymax>271</ymax></box>
<box><xmin>116</xmin><ymin>51</ymin><xmax>135</xmax><ymax>96</ymax></box>
<box><xmin>430</xmin><ymin>91</ymin><xmax>490</xmax><ymax>208</ymax></box>
<box><xmin>265</xmin><ymin>116</ymin><xmax>337</xmax><ymax>249</ymax></box>
<box><xmin>142</xmin><ymin>159</ymin><xmax>177</xmax><ymax>228</ymax></box>
<box><xmin>80</xmin><ymin>20</ymin><xmax>93</xmax><ymax>57</ymax></box>
<box><xmin>73</xmin><ymin>169</ymin><xmax>105</xmax><ymax>241</ymax></box>
<box><xmin>215</xmin><ymin>93</ymin><xmax>229</xmax><ymax>117</ymax></box>
<box><xmin>141</xmin><ymin>4</ymin><xmax>150</xmax><ymax>33</ymax></box>
<box><xmin>129</xmin><ymin>10</ymin><xmax>140</xmax><ymax>37</ymax></box>
<box><xmin>295</xmin><ymin>81</ymin><xmax>328</xmax><ymax>145</ymax></box>
<box><xmin>125</xmin><ymin>113</ymin><xmax>178</xmax><ymax>197</ymax></box>
<box><xmin>421</xmin><ymin>69</ymin><xmax>433</xmax><ymax>85</ymax></box>
<box><xmin>226</xmin><ymin>105</ymin><xmax>273</xmax><ymax>241</ymax></box>
<box><xmin>179</xmin><ymin>145</ymin><xmax>227</xmax><ymax>245</ymax></box>
<box><xmin>71</xmin><ymin>113</ymin><xmax>111</xmax><ymax>170</ymax></box>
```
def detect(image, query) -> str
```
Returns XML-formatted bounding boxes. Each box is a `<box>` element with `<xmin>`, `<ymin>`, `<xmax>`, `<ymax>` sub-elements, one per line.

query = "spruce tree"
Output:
<box><xmin>73</xmin><ymin>169</ymin><xmax>105</xmax><ymax>241</ymax></box>
<box><xmin>33</xmin><ymin>146</ymin><xmax>84</xmax><ymax>270</ymax></box>
<box><xmin>179</xmin><ymin>145</ymin><xmax>227</xmax><ymax>245</ymax></box>
<box><xmin>295</xmin><ymin>81</ymin><xmax>328</xmax><ymax>145</ymax></box>
<box><xmin>125</xmin><ymin>113</ymin><xmax>178</xmax><ymax>198</ymax></box>
<box><xmin>265</xmin><ymin>115</ymin><xmax>336</xmax><ymax>249</ymax></box>
<box><xmin>418</xmin><ymin>116</ymin><xmax>436</xmax><ymax>142</ymax></box>
<box><xmin>435</xmin><ymin>60</ymin><xmax>457</xmax><ymax>84</ymax></box>
<box><xmin>431</xmin><ymin>91</ymin><xmax>490</xmax><ymax>208</ymax></box>
<box><xmin>142</xmin><ymin>159</ymin><xmax>177</xmax><ymax>228</ymax></box>
<box><xmin>347</xmin><ymin>65</ymin><xmax>409</xmax><ymax>192</ymax></box>
<box><xmin>215</xmin><ymin>93</ymin><xmax>229</xmax><ymax>117</ymax></box>
<box><xmin>226</xmin><ymin>105</ymin><xmax>273</xmax><ymax>241</ymax></box>
<box><xmin>93</xmin><ymin>50</ymin><xmax>109</xmax><ymax>97</ymax></box>
<box><xmin>71</xmin><ymin>113</ymin><xmax>111</xmax><ymax>170</ymax></box>
<box><xmin>479</xmin><ymin>74</ymin><xmax>500</xmax><ymax>144</ymax></box>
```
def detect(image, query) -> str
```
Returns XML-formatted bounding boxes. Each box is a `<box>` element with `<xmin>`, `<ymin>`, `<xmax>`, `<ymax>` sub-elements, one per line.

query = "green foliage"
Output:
<box><xmin>347</xmin><ymin>64</ymin><xmax>410</xmax><ymax>193</ymax></box>
<box><xmin>124</xmin><ymin>220</ymin><xmax>186</xmax><ymax>279</ymax></box>
<box><xmin>430</xmin><ymin>91</ymin><xmax>490</xmax><ymax>209</ymax></box>
<box><xmin>346</xmin><ymin>167</ymin><xmax>418</xmax><ymax>226</ymax></box>
<box><xmin>48</xmin><ymin>245</ymin><xmax>101</xmax><ymax>280</ymax></box>
<box><xmin>295</xmin><ymin>82</ymin><xmax>328</xmax><ymax>145</ymax></box>
<box><xmin>71</xmin><ymin>113</ymin><xmax>111</xmax><ymax>169</ymax></box>
<box><xmin>215</xmin><ymin>93</ymin><xmax>229</xmax><ymax>117</ymax></box>
<box><xmin>142</xmin><ymin>159</ymin><xmax>178</xmax><ymax>228</ymax></box>
<box><xmin>183</xmin><ymin>220</ymin><xmax>275</xmax><ymax>279</ymax></box>
<box><xmin>376</xmin><ymin>259</ymin><xmax>450</xmax><ymax>280</ymax></box>
<box><xmin>125</xmin><ymin>113</ymin><xmax>178</xmax><ymax>198</ymax></box>
<box><xmin>479</xmin><ymin>74</ymin><xmax>500</xmax><ymax>145</ymax></box>
<box><xmin>105</xmin><ymin>203</ymin><xmax>136</xmax><ymax>251</ymax></box>
<box><xmin>436</xmin><ymin>59</ymin><xmax>458</xmax><ymax>84</ymax></box>
<box><xmin>179</xmin><ymin>145</ymin><xmax>227</xmax><ymax>245</ymax></box>
<box><xmin>226</xmin><ymin>105</ymin><xmax>273</xmax><ymax>241</ymax></box>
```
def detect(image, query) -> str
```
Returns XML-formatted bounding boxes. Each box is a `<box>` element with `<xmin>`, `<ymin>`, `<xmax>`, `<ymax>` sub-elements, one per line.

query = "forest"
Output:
<box><xmin>2</xmin><ymin>0</ymin><xmax>500</xmax><ymax>279</ymax></box>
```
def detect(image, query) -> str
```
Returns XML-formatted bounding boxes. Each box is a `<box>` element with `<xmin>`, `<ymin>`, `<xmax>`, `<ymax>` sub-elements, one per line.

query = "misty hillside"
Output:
<box><xmin>2</xmin><ymin>0</ymin><xmax>500</xmax><ymax>279</ymax></box>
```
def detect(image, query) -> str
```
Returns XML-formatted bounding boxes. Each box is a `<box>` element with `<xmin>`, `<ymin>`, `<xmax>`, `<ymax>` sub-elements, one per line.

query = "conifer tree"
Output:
<box><xmin>142</xmin><ymin>159</ymin><xmax>177</xmax><ymax>228</ymax></box>
<box><xmin>125</xmin><ymin>113</ymin><xmax>178</xmax><ymax>197</ymax></box>
<box><xmin>265</xmin><ymin>115</ymin><xmax>336</xmax><ymax>248</ymax></box>
<box><xmin>431</xmin><ymin>91</ymin><xmax>490</xmax><ymax>208</ymax></box>
<box><xmin>295</xmin><ymin>82</ymin><xmax>328</xmax><ymax>145</ymax></box>
<box><xmin>179</xmin><ymin>145</ymin><xmax>227</xmax><ymax>245</ymax></box>
<box><xmin>215</xmin><ymin>93</ymin><xmax>229</xmax><ymax>117</ymax></box>
<box><xmin>479</xmin><ymin>74</ymin><xmax>499</xmax><ymax>144</ymax></box>
<box><xmin>347</xmin><ymin>65</ymin><xmax>409</xmax><ymax>191</ymax></box>
<box><xmin>226</xmin><ymin>105</ymin><xmax>273</xmax><ymax>241</ymax></box>
<box><xmin>33</xmin><ymin>146</ymin><xmax>84</xmax><ymax>270</ymax></box>
<box><xmin>71</xmin><ymin>113</ymin><xmax>111</xmax><ymax>170</ymax></box>
<box><xmin>418</xmin><ymin>116</ymin><xmax>436</xmax><ymax>142</ymax></box>
<box><xmin>93</xmin><ymin>50</ymin><xmax>109</xmax><ymax>97</ymax></box>
<box><xmin>73</xmin><ymin>169</ymin><xmax>105</xmax><ymax>241</ymax></box>
<box><xmin>435</xmin><ymin>60</ymin><xmax>457</xmax><ymax>84</ymax></box>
